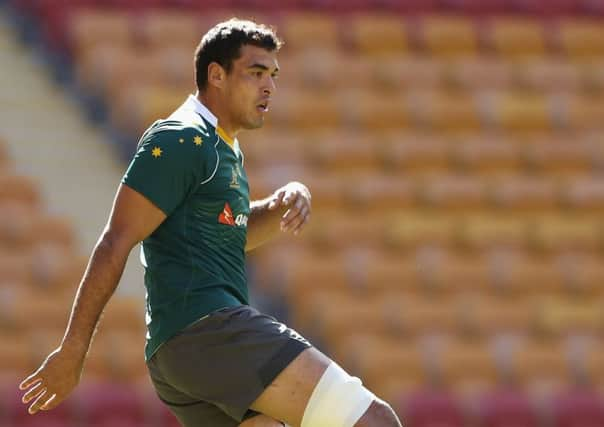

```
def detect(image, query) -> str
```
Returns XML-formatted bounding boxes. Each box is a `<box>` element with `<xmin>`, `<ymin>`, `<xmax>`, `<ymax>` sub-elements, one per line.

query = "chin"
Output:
<box><xmin>244</xmin><ymin>117</ymin><xmax>265</xmax><ymax>130</ymax></box>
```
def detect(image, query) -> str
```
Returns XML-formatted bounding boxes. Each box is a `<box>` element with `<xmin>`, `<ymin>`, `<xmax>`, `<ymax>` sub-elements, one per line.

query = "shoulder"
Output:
<box><xmin>137</xmin><ymin>119</ymin><xmax>218</xmax><ymax>159</ymax></box>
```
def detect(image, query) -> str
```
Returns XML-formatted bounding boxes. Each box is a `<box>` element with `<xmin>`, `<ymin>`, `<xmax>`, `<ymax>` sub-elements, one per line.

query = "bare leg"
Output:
<box><xmin>249</xmin><ymin>347</ymin><xmax>402</xmax><ymax>427</ymax></box>
<box><xmin>239</xmin><ymin>413</ymin><xmax>285</xmax><ymax>426</ymax></box>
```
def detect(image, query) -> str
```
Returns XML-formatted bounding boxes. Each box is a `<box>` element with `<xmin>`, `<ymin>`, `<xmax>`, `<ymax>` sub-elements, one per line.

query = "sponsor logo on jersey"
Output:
<box><xmin>218</xmin><ymin>202</ymin><xmax>248</xmax><ymax>227</ymax></box>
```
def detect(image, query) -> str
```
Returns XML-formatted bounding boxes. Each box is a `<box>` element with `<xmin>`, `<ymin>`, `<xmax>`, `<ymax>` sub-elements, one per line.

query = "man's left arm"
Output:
<box><xmin>246</xmin><ymin>181</ymin><xmax>311</xmax><ymax>252</ymax></box>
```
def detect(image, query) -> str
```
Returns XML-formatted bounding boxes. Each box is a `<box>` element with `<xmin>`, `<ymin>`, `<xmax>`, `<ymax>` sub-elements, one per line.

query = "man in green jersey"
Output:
<box><xmin>20</xmin><ymin>19</ymin><xmax>402</xmax><ymax>427</ymax></box>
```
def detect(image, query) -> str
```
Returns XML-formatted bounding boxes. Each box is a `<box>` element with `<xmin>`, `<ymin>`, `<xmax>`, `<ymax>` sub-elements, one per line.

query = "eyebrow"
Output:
<box><xmin>248</xmin><ymin>63</ymin><xmax>280</xmax><ymax>74</ymax></box>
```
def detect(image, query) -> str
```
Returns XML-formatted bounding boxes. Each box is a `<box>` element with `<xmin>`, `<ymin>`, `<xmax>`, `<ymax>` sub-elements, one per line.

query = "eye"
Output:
<box><xmin>255</xmin><ymin>71</ymin><xmax>263</xmax><ymax>78</ymax></box>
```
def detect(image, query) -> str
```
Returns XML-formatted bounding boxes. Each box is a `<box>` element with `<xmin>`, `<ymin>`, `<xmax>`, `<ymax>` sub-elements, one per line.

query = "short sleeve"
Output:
<box><xmin>122</xmin><ymin>124</ymin><xmax>217</xmax><ymax>216</ymax></box>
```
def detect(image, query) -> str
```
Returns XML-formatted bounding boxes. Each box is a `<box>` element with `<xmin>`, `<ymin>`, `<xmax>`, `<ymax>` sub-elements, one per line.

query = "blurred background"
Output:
<box><xmin>1</xmin><ymin>0</ymin><xmax>604</xmax><ymax>426</ymax></box>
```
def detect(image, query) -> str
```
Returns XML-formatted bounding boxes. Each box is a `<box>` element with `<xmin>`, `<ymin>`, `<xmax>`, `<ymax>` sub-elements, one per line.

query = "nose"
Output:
<box><xmin>264</xmin><ymin>76</ymin><xmax>276</xmax><ymax>95</ymax></box>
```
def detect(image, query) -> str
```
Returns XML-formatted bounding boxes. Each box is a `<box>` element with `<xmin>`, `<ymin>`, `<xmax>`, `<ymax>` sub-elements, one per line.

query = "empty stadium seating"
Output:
<box><xmin>5</xmin><ymin>0</ymin><xmax>604</xmax><ymax>424</ymax></box>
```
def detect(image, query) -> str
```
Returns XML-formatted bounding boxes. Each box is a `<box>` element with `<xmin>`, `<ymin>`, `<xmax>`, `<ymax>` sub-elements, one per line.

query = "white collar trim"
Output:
<box><xmin>182</xmin><ymin>94</ymin><xmax>218</xmax><ymax>127</ymax></box>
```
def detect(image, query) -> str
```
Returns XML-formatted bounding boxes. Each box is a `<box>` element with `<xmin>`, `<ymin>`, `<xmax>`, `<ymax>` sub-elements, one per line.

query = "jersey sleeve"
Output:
<box><xmin>122</xmin><ymin>124</ymin><xmax>217</xmax><ymax>216</ymax></box>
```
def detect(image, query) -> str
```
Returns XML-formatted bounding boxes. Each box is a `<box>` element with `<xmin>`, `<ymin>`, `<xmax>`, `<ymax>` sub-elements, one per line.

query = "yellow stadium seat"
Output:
<box><xmin>558</xmin><ymin>19</ymin><xmax>604</xmax><ymax>60</ymax></box>
<box><xmin>363</xmin><ymin>257</ymin><xmax>420</xmax><ymax>292</ymax></box>
<box><xmin>517</xmin><ymin>60</ymin><xmax>582</xmax><ymax>92</ymax></box>
<box><xmin>491</xmin><ymin>251</ymin><xmax>565</xmax><ymax>296</ymax></box>
<box><xmin>387</xmin><ymin>214</ymin><xmax>457</xmax><ymax>250</ymax></box>
<box><xmin>420</xmin><ymin>175</ymin><xmax>487</xmax><ymax>210</ymax></box>
<box><xmin>384</xmin><ymin>293</ymin><xmax>458</xmax><ymax>337</ymax></box>
<box><xmin>417</xmin><ymin>252</ymin><xmax>491</xmax><ymax>295</ymax></box>
<box><xmin>532</xmin><ymin>216</ymin><xmax>602</xmax><ymax>252</ymax></box>
<box><xmin>533</xmin><ymin>297</ymin><xmax>602</xmax><ymax>338</ymax></box>
<box><xmin>285</xmin><ymin>254</ymin><xmax>350</xmax><ymax>303</ymax></box>
<box><xmin>341</xmin><ymin>91</ymin><xmax>408</xmax><ymax>131</ymax></box>
<box><xmin>438</xmin><ymin>339</ymin><xmax>498</xmax><ymax>393</ymax></box>
<box><xmin>381</xmin><ymin>134</ymin><xmax>450</xmax><ymax>173</ymax></box>
<box><xmin>490</xmin><ymin>176</ymin><xmax>559</xmax><ymax>211</ymax></box>
<box><xmin>270</xmin><ymin>89</ymin><xmax>340</xmax><ymax>130</ymax></box>
<box><xmin>0</xmin><ymin>174</ymin><xmax>40</xmax><ymax>208</ymax></box>
<box><xmin>139</xmin><ymin>11</ymin><xmax>202</xmax><ymax>49</ymax></box>
<box><xmin>563</xmin><ymin>177</ymin><xmax>604</xmax><ymax>213</ymax></box>
<box><xmin>559</xmin><ymin>253</ymin><xmax>604</xmax><ymax>297</ymax></box>
<box><xmin>305</xmin><ymin>214</ymin><xmax>386</xmax><ymax>250</ymax></box>
<box><xmin>344</xmin><ymin>175</ymin><xmax>415</xmax><ymax>212</ymax></box>
<box><xmin>69</xmin><ymin>10</ymin><xmax>132</xmax><ymax>57</ymax></box>
<box><xmin>309</xmin><ymin>133</ymin><xmax>381</xmax><ymax>173</ymax></box>
<box><xmin>280</xmin><ymin>13</ymin><xmax>339</xmax><ymax>52</ymax></box>
<box><xmin>101</xmin><ymin>297</ymin><xmax>146</xmax><ymax>335</ymax></box>
<box><xmin>458</xmin><ymin>215</ymin><xmax>529</xmax><ymax>250</ymax></box>
<box><xmin>412</xmin><ymin>92</ymin><xmax>481</xmax><ymax>132</ymax></box>
<box><xmin>377</xmin><ymin>57</ymin><xmax>443</xmax><ymax>91</ymax></box>
<box><xmin>455</xmin><ymin>295</ymin><xmax>535</xmax><ymax>337</ymax></box>
<box><xmin>488</xmin><ymin>18</ymin><xmax>546</xmax><ymax>58</ymax></box>
<box><xmin>564</xmin><ymin>94</ymin><xmax>604</xmax><ymax>130</ymax></box>
<box><xmin>524</xmin><ymin>140</ymin><xmax>595</xmax><ymax>175</ymax></box>
<box><xmin>346</xmin><ymin>14</ymin><xmax>407</xmax><ymax>56</ymax></box>
<box><xmin>421</xmin><ymin>16</ymin><xmax>477</xmax><ymax>57</ymax></box>
<box><xmin>0</xmin><ymin>201</ymin><xmax>38</xmax><ymax>249</ymax></box>
<box><xmin>513</xmin><ymin>341</ymin><xmax>568</xmax><ymax>392</ymax></box>
<box><xmin>447</xmin><ymin>58</ymin><xmax>513</xmax><ymax>90</ymax></box>
<box><xmin>491</xmin><ymin>93</ymin><xmax>552</xmax><ymax>132</ymax></box>
<box><xmin>452</xmin><ymin>138</ymin><xmax>521</xmax><ymax>175</ymax></box>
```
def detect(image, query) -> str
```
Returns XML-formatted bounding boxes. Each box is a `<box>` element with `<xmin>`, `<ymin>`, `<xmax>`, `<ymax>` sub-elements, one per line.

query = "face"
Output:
<box><xmin>223</xmin><ymin>44</ymin><xmax>279</xmax><ymax>130</ymax></box>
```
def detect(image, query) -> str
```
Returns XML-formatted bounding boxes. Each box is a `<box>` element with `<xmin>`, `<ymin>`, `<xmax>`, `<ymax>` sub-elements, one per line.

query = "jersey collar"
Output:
<box><xmin>183</xmin><ymin>95</ymin><xmax>238</xmax><ymax>153</ymax></box>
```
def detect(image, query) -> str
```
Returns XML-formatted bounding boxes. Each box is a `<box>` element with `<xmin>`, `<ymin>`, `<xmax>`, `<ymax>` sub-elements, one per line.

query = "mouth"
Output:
<box><xmin>256</xmin><ymin>100</ymin><xmax>270</xmax><ymax>113</ymax></box>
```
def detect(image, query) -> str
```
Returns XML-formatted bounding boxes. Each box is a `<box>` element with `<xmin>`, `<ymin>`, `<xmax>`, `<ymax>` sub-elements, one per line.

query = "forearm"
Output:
<box><xmin>246</xmin><ymin>198</ymin><xmax>286</xmax><ymax>252</ymax></box>
<box><xmin>61</xmin><ymin>232</ymin><xmax>132</xmax><ymax>356</ymax></box>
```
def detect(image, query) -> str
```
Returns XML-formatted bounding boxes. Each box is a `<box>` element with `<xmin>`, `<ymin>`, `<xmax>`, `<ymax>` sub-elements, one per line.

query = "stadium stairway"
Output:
<box><xmin>0</xmin><ymin>6</ymin><xmax>142</xmax><ymax>295</ymax></box>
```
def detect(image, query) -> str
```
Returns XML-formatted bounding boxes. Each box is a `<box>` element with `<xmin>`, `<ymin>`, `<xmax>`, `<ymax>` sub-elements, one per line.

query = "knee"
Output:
<box><xmin>354</xmin><ymin>399</ymin><xmax>402</xmax><ymax>427</ymax></box>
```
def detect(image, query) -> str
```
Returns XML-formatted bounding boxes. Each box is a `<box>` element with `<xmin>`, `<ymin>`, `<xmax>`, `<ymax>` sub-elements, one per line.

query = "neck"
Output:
<box><xmin>197</xmin><ymin>91</ymin><xmax>237</xmax><ymax>140</ymax></box>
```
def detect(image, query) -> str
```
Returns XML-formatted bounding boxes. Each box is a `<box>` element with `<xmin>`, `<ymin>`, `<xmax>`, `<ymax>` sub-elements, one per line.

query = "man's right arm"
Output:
<box><xmin>19</xmin><ymin>183</ymin><xmax>167</xmax><ymax>415</ymax></box>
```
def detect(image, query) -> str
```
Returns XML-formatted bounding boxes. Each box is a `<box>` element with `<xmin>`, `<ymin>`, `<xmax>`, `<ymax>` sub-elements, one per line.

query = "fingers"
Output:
<box><xmin>41</xmin><ymin>393</ymin><xmax>60</xmax><ymax>411</ymax></box>
<box><xmin>27</xmin><ymin>387</ymin><xmax>50</xmax><ymax>414</ymax></box>
<box><xmin>22</xmin><ymin>382</ymin><xmax>44</xmax><ymax>404</ymax></box>
<box><xmin>281</xmin><ymin>202</ymin><xmax>310</xmax><ymax>235</ymax></box>
<box><xmin>268</xmin><ymin>191</ymin><xmax>285</xmax><ymax>210</ymax></box>
<box><xmin>280</xmin><ymin>197</ymin><xmax>304</xmax><ymax>230</ymax></box>
<box><xmin>19</xmin><ymin>373</ymin><xmax>41</xmax><ymax>391</ymax></box>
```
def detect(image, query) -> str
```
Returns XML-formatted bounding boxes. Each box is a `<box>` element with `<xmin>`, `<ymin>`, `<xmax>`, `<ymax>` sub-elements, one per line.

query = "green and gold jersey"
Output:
<box><xmin>122</xmin><ymin>95</ymin><xmax>250</xmax><ymax>360</ymax></box>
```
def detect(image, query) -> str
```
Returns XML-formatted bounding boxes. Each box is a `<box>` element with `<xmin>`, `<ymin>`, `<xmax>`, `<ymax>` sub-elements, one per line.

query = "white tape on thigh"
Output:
<box><xmin>301</xmin><ymin>362</ymin><xmax>375</xmax><ymax>427</ymax></box>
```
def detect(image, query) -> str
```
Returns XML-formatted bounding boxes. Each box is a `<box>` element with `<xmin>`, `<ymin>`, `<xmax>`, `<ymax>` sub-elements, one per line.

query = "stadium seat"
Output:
<box><xmin>451</xmin><ymin>138</ymin><xmax>521</xmax><ymax>175</ymax></box>
<box><xmin>438</xmin><ymin>339</ymin><xmax>499</xmax><ymax>393</ymax></box>
<box><xmin>477</xmin><ymin>388</ymin><xmax>540</xmax><ymax>427</ymax></box>
<box><xmin>532</xmin><ymin>216</ymin><xmax>602</xmax><ymax>252</ymax></box>
<box><xmin>514</xmin><ymin>342</ymin><xmax>569</xmax><ymax>392</ymax></box>
<box><xmin>305</xmin><ymin>214</ymin><xmax>386</xmax><ymax>250</ymax></box>
<box><xmin>340</xmin><ymin>90</ymin><xmax>408</xmax><ymax>130</ymax></box>
<box><xmin>68</xmin><ymin>9</ymin><xmax>133</xmax><ymax>58</ymax></box>
<box><xmin>533</xmin><ymin>297</ymin><xmax>602</xmax><ymax>338</ymax></box>
<box><xmin>447</xmin><ymin>58</ymin><xmax>513</xmax><ymax>90</ymax></box>
<box><xmin>344</xmin><ymin>175</ymin><xmax>415</xmax><ymax>212</ymax></box>
<box><xmin>556</xmin><ymin>253</ymin><xmax>604</xmax><ymax>297</ymax></box>
<box><xmin>309</xmin><ymin>133</ymin><xmax>381</xmax><ymax>173</ymax></box>
<box><xmin>417</xmin><ymin>251</ymin><xmax>490</xmax><ymax>294</ymax></box>
<box><xmin>459</xmin><ymin>215</ymin><xmax>529</xmax><ymax>250</ymax></box>
<box><xmin>279</xmin><ymin>13</ymin><xmax>340</xmax><ymax>52</ymax></box>
<box><xmin>550</xmin><ymin>389</ymin><xmax>604</xmax><ymax>427</ymax></box>
<box><xmin>363</xmin><ymin>256</ymin><xmax>421</xmax><ymax>292</ymax></box>
<box><xmin>77</xmin><ymin>382</ymin><xmax>147</xmax><ymax>427</ymax></box>
<box><xmin>557</xmin><ymin>19</ymin><xmax>604</xmax><ymax>59</ymax></box>
<box><xmin>489</xmin><ymin>251</ymin><xmax>564</xmax><ymax>296</ymax></box>
<box><xmin>420</xmin><ymin>16</ymin><xmax>477</xmax><ymax>57</ymax></box>
<box><xmin>386</xmin><ymin>293</ymin><xmax>459</xmax><ymax>336</ymax></box>
<box><xmin>563</xmin><ymin>94</ymin><xmax>604</xmax><ymax>130</ymax></box>
<box><xmin>419</xmin><ymin>175</ymin><xmax>487</xmax><ymax>210</ymax></box>
<box><xmin>270</xmin><ymin>88</ymin><xmax>341</xmax><ymax>130</ymax></box>
<box><xmin>489</xmin><ymin>93</ymin><xmax>553</xmax><ymax>132</ymax></box>
<box><xmin>403</xmin><ymin>389</ymin><xmax>466</xmax><ymax>427</ymax></box>
<box><xmin>455</xmin><ymin>295</ymin><xmax>534</xmax><ymax>336</ymax></box>
<box><xmin>285</xmin><ymin>254</ymin><xmax>350</xmax><ymax>302</ymax></box>
<box><xmin>411</xmin><ymin>91</ymin><xmax>481</xmax><ymax>132</ymax></box>
<box><xmin>490</xmin><ymin>176</ymin><xmax>559</xmax><ymax>211</ymax></box>
<box><xmin>138</xmin><ymin>11</ymin><xmax>202</xmax><ymax>49</ymax></box>
<box><xmin>487</xmin><ymin>18</ymin><xmax>546</xmax><ymax>58</ymax></box>
<box><xmin>386</xmin><ymin>214</ymin><xmax>457</xmax><ymax>250</ymax></box>
<box><xmin>525</xmin><ymin>140</ymin><xmax>596</xmax><ymax>175</ymax></box>
<box><xmin>562</xmin><ymin>177</ymin><xmax>604</xmax><ymax>212</ymax></box>
<box><xmin>377</xmin><ymin>57</ymin><xmax>444</xmax><ymax>90</ymax></box>
<box><xmin>345</xmin><ymin>14</ymin><xmax>407</xmax><ymax>56</ymax></box>
<box><xmin>517</xmin><ymin>60</ymin><xmax>582</xmax><ymax>93</ymax></box>
<box><xmin>101</xmin><ymin>296</ymin><xmax>146</xmax><ymax>335</ymax></box>
<box><xmin>381</xmin><ymin>134</ymin><xmax>450</xmax><ymax>173</ymax></box>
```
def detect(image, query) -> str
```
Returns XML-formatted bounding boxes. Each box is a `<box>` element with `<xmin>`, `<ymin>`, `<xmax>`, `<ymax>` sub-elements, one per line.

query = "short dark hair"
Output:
<box><xmin>194</xmin><ymin>18</ymin><xmax>283</xmax><ymax>92</ymax></box>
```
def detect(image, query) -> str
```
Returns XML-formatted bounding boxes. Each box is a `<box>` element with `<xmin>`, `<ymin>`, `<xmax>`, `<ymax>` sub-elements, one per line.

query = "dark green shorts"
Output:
<box><xmin>146</xmin><ymin>305</ymin><xmax>311</xmax><ymax>427</ymax></box>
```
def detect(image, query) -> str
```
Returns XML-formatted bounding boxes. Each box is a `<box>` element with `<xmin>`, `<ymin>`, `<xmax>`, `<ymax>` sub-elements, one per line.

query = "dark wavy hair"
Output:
<box><xmin>195</xmin><ymin>18</ymin><xmax>283</xmax><ymax>92</ymax></box>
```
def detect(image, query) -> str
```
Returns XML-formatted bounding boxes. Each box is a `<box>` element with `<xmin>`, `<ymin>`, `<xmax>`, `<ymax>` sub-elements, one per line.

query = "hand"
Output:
<box><xmin>267</xmin><ymin>181</ymin><xmax>311</xmax><ymax>236</ymax></box>
<box><xmin>19</xmin><ymin>345</ymin><xmax>85</xmax><ymax>414</ymax></box>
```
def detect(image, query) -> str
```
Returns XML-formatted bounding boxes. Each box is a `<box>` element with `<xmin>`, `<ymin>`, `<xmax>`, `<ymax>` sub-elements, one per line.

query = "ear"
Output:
<box><xmin>207</xmin><ymin>62</ymin><xmax>226</xmax><ymax>89</ymax></box>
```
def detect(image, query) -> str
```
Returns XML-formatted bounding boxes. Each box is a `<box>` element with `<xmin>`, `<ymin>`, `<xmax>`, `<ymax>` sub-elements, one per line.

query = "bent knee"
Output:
<box><xmin>354</xmin><ymin>399</ymin><xmax>401</xmax><ymax>427</ymax></box>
